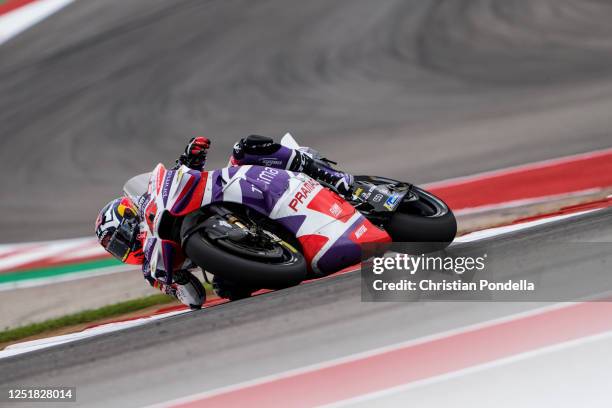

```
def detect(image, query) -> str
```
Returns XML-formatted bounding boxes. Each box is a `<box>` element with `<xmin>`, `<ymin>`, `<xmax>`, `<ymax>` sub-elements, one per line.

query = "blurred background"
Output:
<box><xmin>2</xmin><ymin>0</ymin><xmax>612</xmax><ymax>242</ymax></box>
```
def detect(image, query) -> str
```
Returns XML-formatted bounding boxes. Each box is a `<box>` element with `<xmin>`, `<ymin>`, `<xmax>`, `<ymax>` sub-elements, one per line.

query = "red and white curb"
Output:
<box><xmin>426</xmin><ymin>146</ymin><xmax>612</xmax><ymax>213</ymax></box>
<box><xmin>153</xmin><ymin>300</ymin><xmax>612</xmax><ymax>408</ymax></box>
<box><xmin>0</xmin><ymin>0</ymin><xmax>75</xmax><ymax>45</ymax></box>
<box><xmin>0</xmin><ymin>237</ymin><xmax>106</xmax><ymax>273</ymax></box>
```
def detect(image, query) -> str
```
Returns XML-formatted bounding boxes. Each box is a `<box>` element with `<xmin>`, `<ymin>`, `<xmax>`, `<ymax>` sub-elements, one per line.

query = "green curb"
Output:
<box><xmin>0</xmin><ymin>258</ymin><xmax>122</xmax><ymax>284</ymax></box>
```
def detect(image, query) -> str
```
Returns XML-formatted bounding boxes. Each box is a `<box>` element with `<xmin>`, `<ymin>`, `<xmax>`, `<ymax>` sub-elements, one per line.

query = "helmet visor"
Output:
<box><xmin>106</xmin><ymin>218</ymin><xmax>139</xmax><ymax>262</ymax></box>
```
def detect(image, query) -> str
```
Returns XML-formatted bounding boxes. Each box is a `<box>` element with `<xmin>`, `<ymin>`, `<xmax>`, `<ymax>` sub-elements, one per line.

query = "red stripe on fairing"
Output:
<box><xmin>155</xmin><ymin>165</ymin><xmax>166</xmax><ymax>195</ymax></box>
<box><xmin>429</xmin><ymin>149</ymin><xmax>612</xmax><ymax>210</ymax></box>
<box><xmin>306</xmin><ymin>189</ymin><xmax>355</xmax><ymax>221</ymax></box>
<box><xmin>172</xmin><ymin>176</ymin><xmax>195</xmax><ymax>210</ymax></box>
<box><xmin>171</xmin><ymin>171</ymin><xmax>207</xmax><ymax>216</ymax></box>
<box><xmin>169</xmin><ymin>301</ymin><xmax>612</xmax><ymax>408</ymax></box>
<box><xmin>0</xmin><ymin>0</ymin><xmax>38</xmax><ymax>15</ymax></box>
<box><xmin>297</xmin><ymin>234</ymin><xmax>329</xmax><ymax>266</ymax></box>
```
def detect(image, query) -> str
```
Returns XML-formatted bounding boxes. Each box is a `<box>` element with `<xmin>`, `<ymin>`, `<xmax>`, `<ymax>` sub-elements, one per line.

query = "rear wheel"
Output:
<box><xmin>356</xmin><ymin>176</ymin><xmax>457</xmax><ymax>250</ymax></box>
<box><xmin>388</xmin><ymin>187</ymin><xmax>456</xmax><ymax>246</ymax></box>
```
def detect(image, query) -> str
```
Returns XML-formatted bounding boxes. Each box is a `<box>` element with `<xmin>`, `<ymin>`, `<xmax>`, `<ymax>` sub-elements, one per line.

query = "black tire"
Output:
<box><xmin>386</xmin><ymin>186</ymin><xmax>456</xmax><ymax>250</ymax></box>
<box><xmin>212</xmin><ymin>276</ymin><xmax>257</xmax><ymax>301</ymax></box>
<box><xmin>183</xmin><ymin>227</ymin><xmax>307</xmax><ymax>290</ymax></box>
<box><xmin>355</xmin><ymin>176</ymin><xmax>456</xmax><ymax>251</ymax></box>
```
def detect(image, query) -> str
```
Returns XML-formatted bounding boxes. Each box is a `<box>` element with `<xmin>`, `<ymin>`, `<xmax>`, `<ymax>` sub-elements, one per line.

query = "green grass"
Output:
<box><xmin>0</xmin><ymin>294</ymin><xmax>177</xmax><ymax>344</ymax></box>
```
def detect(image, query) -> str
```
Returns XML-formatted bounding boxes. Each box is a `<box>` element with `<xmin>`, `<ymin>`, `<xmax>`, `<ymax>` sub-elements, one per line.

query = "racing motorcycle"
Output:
<box><xmin>123</xmin><ymin>134</ymin><xmax>456</xmax><ymax>292</ymax></box>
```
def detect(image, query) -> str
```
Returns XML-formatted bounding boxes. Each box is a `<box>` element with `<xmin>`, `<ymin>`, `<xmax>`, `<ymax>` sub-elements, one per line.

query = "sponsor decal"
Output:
<box><xmin>330</xmin><ymin>202</ymin><xmax>342</xmax><ymax>217</ymax></box>
<box><xmin>289</xmin><ymin>179</ymin><xmax>319</xmax><ymax>212</ymax></box>
<box><xmin>257</xmin><ymin>167</ymin><xmax>280</xmax><ymax>185</ymax></box>
<box><xmin>384</xmin><ymin>192</ymin><xmax>401</xmax><ymax>210</ymax></box>
<box><xmin>355</xmin><ymin>224</ymin><xmax>368</xmax><ymax>239</ymax></box>
<box><xmin>137</xmin><ymin>193</ymin><xmax>150</xmax><ymax>213</ymax></box>
<box><xmin>261</xmin><ymin>158</ymin><xmax>283</xmax><ymax>167</ymax></box>
<box><xmin>372</xmin><ymin>193</ymin><xmax>384</xmax><ymax>203</ymax></box>
<box><xmin>161</xmin><ymin>171</ymin><xmax>173</xmax><ymax>204</ymax></box>
<box><xmin>136</xmin><ymin>193</ymin><xmax>150</xmax><ymax>221</ymax></box>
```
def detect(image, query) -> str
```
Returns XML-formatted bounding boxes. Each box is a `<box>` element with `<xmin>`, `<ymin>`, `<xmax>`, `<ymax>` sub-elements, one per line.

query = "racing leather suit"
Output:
<box><xmin>140</xmin><ymin>135</ymin><xmax>354</xmax><ymax>302</ymax></box>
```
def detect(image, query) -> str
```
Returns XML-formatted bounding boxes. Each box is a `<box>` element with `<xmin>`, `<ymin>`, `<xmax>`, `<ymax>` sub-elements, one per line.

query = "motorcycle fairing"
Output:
<box><xmin>142</xmin><ymin>163</ymin><xmax>390</xmax><ymax>277</ymax></box>
<box><xmin>201</xmin><ymin>165</ymin><xmax>391</xmax><ymax>275</ymax></box>
<box><xmin>139</xmin><ymin>164</ymin><xmax>201</xmax><ymax>281</ymax></box>
<box><xmin>142</xmin><ymin>237</ymin><xmax>187</xmax><ymax>284</ymax></box>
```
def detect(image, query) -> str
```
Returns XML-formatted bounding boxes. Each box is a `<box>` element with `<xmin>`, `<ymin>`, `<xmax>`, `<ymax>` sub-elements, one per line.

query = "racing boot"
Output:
<box><xmin>231</xmin><ymin>135</ymin><xmax>354</xmax><ymax>196</ymax></box>
<box><xmin>230</xmin><ymin>134</ymin><xmax>296</xmax><ymax>169</ymax></box>
<box><xmin>289</xmin><ymin>151</ymin><xmax>354</xmax><ymax>196</ymax></box>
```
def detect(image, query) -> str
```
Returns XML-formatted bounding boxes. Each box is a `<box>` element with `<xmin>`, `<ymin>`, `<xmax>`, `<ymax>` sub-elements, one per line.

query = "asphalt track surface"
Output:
<box><xmin>0</xmin><ymin>209</ymin><xmax>611</xmax><ymax>407</ymax></box>
<box><xmin>2</xmin><ymin>2</ymin><xmax>612</xmax><ymax>407</ymax></box>
<box><xmin>2</xmin><ymin>0</ymin><xmax>612</xmax><ymax>242</ymax></box>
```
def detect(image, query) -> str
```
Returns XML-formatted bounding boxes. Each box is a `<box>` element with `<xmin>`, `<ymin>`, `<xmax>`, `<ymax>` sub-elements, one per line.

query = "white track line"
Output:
<box><xmin>454</xmin><ymin>209</ymin><xmax>597</xmax><ymax>243</ymax></box>
<box><xmin>0</xmin><ymin>309</ymin><xmax>190</xmax><ymax>358</ymax></box>
<box><xmin>0</xmin><ymin>0</ymin><xmax>76</xmax><ymax>45</ymax></box>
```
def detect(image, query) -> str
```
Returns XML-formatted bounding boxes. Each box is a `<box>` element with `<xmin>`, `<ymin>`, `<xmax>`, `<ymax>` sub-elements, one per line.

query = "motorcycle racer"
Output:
<box><xmin>95</xmin><ymin>135</ymin><xmax>355</xmax><ymax>304</ymax></box>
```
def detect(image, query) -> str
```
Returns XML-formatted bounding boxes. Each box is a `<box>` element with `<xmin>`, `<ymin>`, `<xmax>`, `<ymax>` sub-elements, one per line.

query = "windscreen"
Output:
<box><xmin>123</xmin><ymin>172</ymin><xmax>151</xmax><ymax>199</ymax></box>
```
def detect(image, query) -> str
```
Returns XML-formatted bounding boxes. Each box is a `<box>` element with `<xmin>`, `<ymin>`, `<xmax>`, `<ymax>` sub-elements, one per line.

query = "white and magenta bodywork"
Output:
<box><xmin>136</xmin><ymin>161</ymin><xmax>390</xmax><ymax>280</ymax></box>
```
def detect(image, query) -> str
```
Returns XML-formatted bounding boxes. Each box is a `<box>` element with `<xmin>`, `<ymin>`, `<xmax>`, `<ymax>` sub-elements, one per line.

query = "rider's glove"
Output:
<box><xmin>173</xmin><ymin>270</ymin><xmax>206</xmax><ymax>310</ymax></box>
<box><xmin>152</xmin><ymin>272</ymin><xmax>204</xmax><ymax>310</ymax></box>
<box><xmin>178</xmin><ymin>136</ymin><xmax>210</xmax><ymax>170</ymax></box>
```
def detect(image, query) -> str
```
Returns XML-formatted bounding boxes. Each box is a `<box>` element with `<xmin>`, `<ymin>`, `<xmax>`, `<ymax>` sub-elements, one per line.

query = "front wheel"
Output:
<box><xmin>181</xmin><ymin>211</ymin><xmax>308</xmax><ymax>289</ymax></box>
